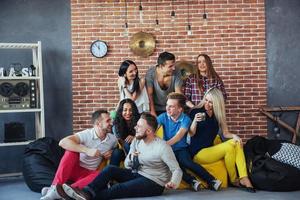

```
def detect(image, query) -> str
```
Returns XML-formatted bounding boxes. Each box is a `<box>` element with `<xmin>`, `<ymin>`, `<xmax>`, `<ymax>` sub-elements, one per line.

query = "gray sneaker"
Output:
<box><xmin>40</xmin><ymin>185</ymin><xmax>61</xmax><ymax>200</ymax></box>
<box><xmin>41</xmin><ymin>187</ymin><xmax>50</xmax><ymax>197</ymax></box>
<box><xmin>191</xmin><ymin>179</ymin><xmax>202</xmax><ymax>192</ymax></box>
<box><xmin>210</xmin><ymin>179</ymin><xmax>222</xmax><ymax>191</ymax></box>
<box><xmin>62</xmin><ymin>184</ymin><xmax>91</xmax><ymax>200</ymax></box>
<box><xmin>40</xmin><ymin>184</ymin><xmax>71</xmax><ymax>200</ymax></box>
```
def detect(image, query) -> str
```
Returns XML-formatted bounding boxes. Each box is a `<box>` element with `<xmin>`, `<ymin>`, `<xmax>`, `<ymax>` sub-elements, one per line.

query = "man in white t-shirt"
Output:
<box><xmin>41</xmin><ymin>110</ymin><xmax>118</xmax><ymax>200</ymax></box>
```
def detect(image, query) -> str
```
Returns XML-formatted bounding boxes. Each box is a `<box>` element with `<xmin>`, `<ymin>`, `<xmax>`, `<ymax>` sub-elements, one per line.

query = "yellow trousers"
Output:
<box><xmin>193</xmin><ymin>139</ymin><xmax>248</xmax><ymax>183</ymax></box>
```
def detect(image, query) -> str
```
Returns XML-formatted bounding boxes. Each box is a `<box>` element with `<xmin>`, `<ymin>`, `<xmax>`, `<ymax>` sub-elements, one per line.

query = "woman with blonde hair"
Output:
<box><xmin>184</xmin><ymin>54</ymin><xmax>227</xmax><ymax>108</ymax></box>
<box><xmin>189</xmin><ymin>88</ymin><xmax>255</xmax><ymax>192</ymax></box>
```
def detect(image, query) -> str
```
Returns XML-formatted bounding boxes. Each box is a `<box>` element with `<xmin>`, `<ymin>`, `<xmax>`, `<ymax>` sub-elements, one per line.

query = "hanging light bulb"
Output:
<box><xmin>171</xmin><ymin>0</ymin><xmax>175</xmax><ymax>22</ymax></box>
<box><xmin>171</xmin><ymin>10</ymin><xmax>175</xmax><ymax>22</ymax></box>
<box><xmin>187</xmin><ymin>25</ymin><xmax>192</xmax><ymax>35</ymax></box>
<box><xmin>203</xmin><ymin>13</ymin><xmax>208</xmax><ymax>26</ymax></box>
<box><xmin>154</xmin><ymin>0</ymin><xmax>160</xmax><ymax>31</ymax></box>
<box><xmin>139</xmin><ymin>0</ymin><xmax>143</xmax><ymax>23</ymax></box>
<box><xmin>123</xmin><ymin>22</ymin><xmax>129</xmax><ymax>37</ymax></box>
<box><xmin>155</xmin><ymin>19</ymin><xmax>160</xmax><ymax>31</ymax></box>
<box><xmin>123</xmin><ymin>0</ymin><xmax>129</xmax><ymax>37</ymax></box>
<box><xmin>203</xmin><ymin>0</ymin><xmax>208</xmax><ymax>26</ymax></box>
<box><xmin>187</xmin><ymin>0</ymin><xmax>192</xmax><ymax>35</ymax></box>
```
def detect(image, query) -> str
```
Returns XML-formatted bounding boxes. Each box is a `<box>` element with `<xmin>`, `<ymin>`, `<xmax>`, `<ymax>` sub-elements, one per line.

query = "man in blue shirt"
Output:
<box><xmin>157</xmin><ymin>92</ymin><xmax>221</xmax><ymax>191</ymax></box>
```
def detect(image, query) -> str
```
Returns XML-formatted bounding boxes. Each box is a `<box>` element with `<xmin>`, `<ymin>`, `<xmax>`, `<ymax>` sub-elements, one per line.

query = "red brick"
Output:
<box><xmin>71</xmin><ymin>0</ymin><xmax>267</xmax><ymax>136</ymax></box>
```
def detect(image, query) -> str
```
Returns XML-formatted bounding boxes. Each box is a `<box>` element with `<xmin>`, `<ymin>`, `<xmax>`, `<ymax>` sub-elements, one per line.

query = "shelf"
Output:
<box><xmin>0</xmin><ymin>109</ymin><xmax>42</xmax><ymax>113</ymax></box>
<box><xmin>0</xmin><ymin>42</ymin><xmax>44</xmax><ymax>149</ymax></box>
<box><xmin>0</xmin><ymin>77</ymin><xmax>40</xmax><ymax>80</ymax></box>
<box><xmin>0</xmin><ymin>43</ymin><xmax>39</xmax><ymax>49</ymax></box>
<box><xmin>0</xmin><ymin>140</ymin><xmax>34</xmax><ymax>147</ymax></box>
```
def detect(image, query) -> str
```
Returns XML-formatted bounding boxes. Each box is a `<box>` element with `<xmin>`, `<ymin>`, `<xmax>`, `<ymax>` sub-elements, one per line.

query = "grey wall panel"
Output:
<box><xmin>0</xmin><ymin>0</ymin><xmax>72</xmax><ymax>174</ymax></box>
<box><xmin>266</xmin><ymin>0</ymin><xmax>300</xmax><ymax>142</ymax></box>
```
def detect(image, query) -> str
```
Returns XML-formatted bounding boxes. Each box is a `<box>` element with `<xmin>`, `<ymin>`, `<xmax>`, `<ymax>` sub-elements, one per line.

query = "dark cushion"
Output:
<box><xmin>245</xmin><ymin>136</ymin><xmax>300</xmax><ymax>191</ymax></box>
<box><xmin>22</xmin><ymin>137</ymin><xmax>64</xmax><ymax>192</ymax></box>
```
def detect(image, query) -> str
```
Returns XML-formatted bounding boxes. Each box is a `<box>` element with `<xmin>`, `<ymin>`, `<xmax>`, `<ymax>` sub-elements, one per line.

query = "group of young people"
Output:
<box><xmin>41</xmin><ymin>52</ymin><xmax>255</xmax><ymax>200</ymax></box>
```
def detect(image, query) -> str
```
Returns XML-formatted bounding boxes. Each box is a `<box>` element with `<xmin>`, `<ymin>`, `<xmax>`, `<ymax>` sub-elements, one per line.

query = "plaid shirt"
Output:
<box><xmin>183</xmin><ymin>74</ymin><xmax>227</xmax><ymax>106</ymax></box>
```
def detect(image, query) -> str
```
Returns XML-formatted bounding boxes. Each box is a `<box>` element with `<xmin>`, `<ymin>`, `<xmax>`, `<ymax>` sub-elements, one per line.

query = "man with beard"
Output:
<box><xmin>41</xmin><ymin>110</ymin><xmax>118</xmax><ymax>200</ymax></box>
<box><xmin>62</xmin><ymin>112</ymin><xmax>183</xmax><ymax>200</ymax></box>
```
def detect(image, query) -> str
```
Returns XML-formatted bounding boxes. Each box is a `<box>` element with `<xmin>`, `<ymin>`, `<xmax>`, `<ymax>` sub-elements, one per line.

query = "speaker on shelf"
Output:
<box><xmin>4</xmin><ymin>122</ymin><xmax>26</xmax><ymax>143</ymax></box>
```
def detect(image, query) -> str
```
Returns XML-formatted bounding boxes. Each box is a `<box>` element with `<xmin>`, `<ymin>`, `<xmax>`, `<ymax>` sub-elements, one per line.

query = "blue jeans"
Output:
<box><xmin>110</xmin><ymin>142</ymin><xmax>130</xmax><ymax>166</ymax></box>
<box><xmin>84</xmin><ymin>165</ymin><xmax>164</xmax><ymax>200</ymax></box>
<box><xmin>174</xmin><ymin>148</ymin><xmax>215</xmax><ymax>185</ymax></box>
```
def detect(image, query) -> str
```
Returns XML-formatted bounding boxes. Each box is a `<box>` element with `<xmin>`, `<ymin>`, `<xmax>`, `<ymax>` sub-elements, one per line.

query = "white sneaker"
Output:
<box><xmin>40</xmin><ymin>185</ymin><xmax>61</xmax><ymax>200</ymax></box>
<box><xmin>41</xmin><ymin>187</ymin><xmax>50</xmax><ymax>196</ymax></box>
<box><xmin>191</xmin><ymin>179</ymin><xmax>202</xmax><ymax>192</ymax></box>
<box><xmin>62</xmin><ymin>184</ymin><xmax>89</xmax><ymax>200</ymax></box>
<box><xmin>210</xmin><ymin>179</ymin><xmax>222</xmax><ymax>191</ymax></box>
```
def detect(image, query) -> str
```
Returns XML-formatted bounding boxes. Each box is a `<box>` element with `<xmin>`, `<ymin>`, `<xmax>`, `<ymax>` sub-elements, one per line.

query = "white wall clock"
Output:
<box><xmin>90</xmin><ymin>40</ymin><xmax>108</xmax><ymax>58</ymax></box>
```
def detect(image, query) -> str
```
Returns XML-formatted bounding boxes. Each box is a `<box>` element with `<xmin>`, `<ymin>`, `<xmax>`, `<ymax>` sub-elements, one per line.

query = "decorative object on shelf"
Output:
<box><xmin>123</xmin><ymin>0</ymin><xmax>129</xmax><ymax>37</ymax></box>
<box><xmin>30</xmin><ymin>65</ymin><xmax>36</xmax><ymax>76</ymax></box>
<box><xmin>10</xmin><ymin>63</ymin><xmax>23</xmax><ymax>76</ymax></box>
<box><xmin>139</xmin><ymin>0</ymin><xmax>143</xmax><ymax>23</ymax></box>
<box><xmin>259</xmin><ymin>106</ymin><xmax>300</xmax><ymax>143</ymax></box>
<box><xmin>175</xmin><ymin>61</ymin><xmax>196</xmax><ymax>80</ymax></box>
<box><xmin>90</xmin><ymin>40</ymin><xmax>108</xmax><ymax>58</ymax></box>
<box><xmin>187</xmin><ymin>0</ymin><xmax>192</xmax><ymax>36</ymax></box>
<box><xmin>0</xmin><ymin>68</ymin><xmax>5</xmax><ymax>76</ymax></box>
<box><xmin>203</xmin><ymin>0</ymin><xmax>208</xmax><ymax>26</ymax></box>
<box><xmin>129</xmin><ymin>31</ymin><xmax>156</xmax><ymax>58</ymax></box>
<box><xmin>0</xmin><ymin>63</ymin><xmax>35</xmax><ymax>77</ymax></box>
<box><xmin>171</xmin><ymin>0</ymin><xmax>176</xmax><ymax>22</ymax></box>
<box><xmin>0</xmin><ymin>67</ymin><xmax>8</xmax><ymax>77</ymax></box>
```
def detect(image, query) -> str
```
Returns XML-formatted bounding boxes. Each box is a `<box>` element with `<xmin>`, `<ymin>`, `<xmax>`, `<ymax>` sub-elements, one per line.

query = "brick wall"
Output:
<box><xmin>71</xmin><ymin>0</ymin><xmax>267</xmax><ymax>140</ymax></box>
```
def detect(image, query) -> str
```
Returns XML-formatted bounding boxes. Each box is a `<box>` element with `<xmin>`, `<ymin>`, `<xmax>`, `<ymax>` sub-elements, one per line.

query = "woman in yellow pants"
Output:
<box><xmin>189</xmin><ymin>88</ymin><xmax>255</xmax><ymax>192</ymax></box>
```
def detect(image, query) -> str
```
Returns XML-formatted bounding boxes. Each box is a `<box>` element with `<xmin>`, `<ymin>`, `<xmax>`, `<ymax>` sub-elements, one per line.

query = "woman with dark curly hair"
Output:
<box><xmin>110</xmin><ymin>98</ymin><xmax>140</xmax><ymax>166</ymax></box>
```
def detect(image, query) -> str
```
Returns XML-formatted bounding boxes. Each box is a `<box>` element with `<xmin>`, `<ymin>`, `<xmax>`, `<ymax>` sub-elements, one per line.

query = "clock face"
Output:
<box><xmin>90</xmin><ymin>40</ymin><xmax>108</xmax><ymax>58</ymax></box>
